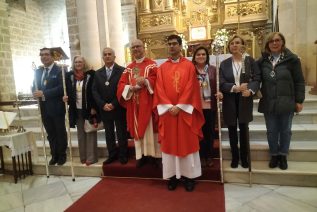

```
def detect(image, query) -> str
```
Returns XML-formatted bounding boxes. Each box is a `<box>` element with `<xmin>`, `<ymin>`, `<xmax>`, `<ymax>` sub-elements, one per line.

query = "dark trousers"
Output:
<box><xmin>200</xmin><ymin>109</ymin><xmax>216</xmax><ymax>159</ymax></box>
<box><xmin>42</xmin><ymin>113</ymin><xmax>67</xmax><ymax>160</ymax></box>
<box><xmin>228</xmin><ymin>123</ymin><xmax>249</xmax><ymax>163</ymax></box>
<box><xmin>102</xmin><ymin>117</ymin><xmax>128</xmax><ymax>159</ymax></box>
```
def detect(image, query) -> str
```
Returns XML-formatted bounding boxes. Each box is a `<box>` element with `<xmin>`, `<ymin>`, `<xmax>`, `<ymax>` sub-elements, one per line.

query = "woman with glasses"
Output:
<box><xmin>258</xmin><ymin>32</ymin><xmax>305</xmax><ymax>170</ymax></box>
<box><xmin>220</xmin><ymin>35</ymin><xmax>261</xmax><ymax>168</ymax></box>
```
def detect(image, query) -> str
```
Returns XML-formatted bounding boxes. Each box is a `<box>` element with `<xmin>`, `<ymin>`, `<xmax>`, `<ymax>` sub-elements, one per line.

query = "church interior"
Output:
<box><xmin>0</xmin><ymin>0</ymin><xmax>317</xmax><ymax>211</ymax></box>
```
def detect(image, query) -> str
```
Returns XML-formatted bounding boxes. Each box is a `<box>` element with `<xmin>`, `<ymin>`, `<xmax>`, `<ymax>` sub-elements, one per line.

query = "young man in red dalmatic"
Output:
<box><xmin>117</xmin><ymin>39</ymin><xmax>161</xmax><ymax>168</ymax></box>
<box><xmin>153</xmin><ymin>35</ymin><xmax>205</xmax><ymax>192</ymax></box>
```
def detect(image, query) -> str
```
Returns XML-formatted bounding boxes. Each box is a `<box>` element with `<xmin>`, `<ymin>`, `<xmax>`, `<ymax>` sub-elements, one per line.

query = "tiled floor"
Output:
<box><xmin>0</xmin><ymin>175</ymin><xmax>316</xmax><ymax>212</ymax></box>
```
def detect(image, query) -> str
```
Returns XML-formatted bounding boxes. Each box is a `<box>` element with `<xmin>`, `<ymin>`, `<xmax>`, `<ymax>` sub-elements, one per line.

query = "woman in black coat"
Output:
<box><xmin>220</xmin><ymin>35</ymin><xmax>261</xmax><ymax>168</ymax></box>
<box><xmin>64</xmin><ymin>55</ymin><xmax>99</xmax><ymax>166</ymax></box>
<box><xmin>258</xmin><ymin>32</ymin><xmax>305</xmax><ymax>170</ymax></box>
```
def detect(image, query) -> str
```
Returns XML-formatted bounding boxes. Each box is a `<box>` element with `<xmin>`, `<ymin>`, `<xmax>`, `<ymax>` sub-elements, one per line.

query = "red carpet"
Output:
<box><xmin>103</xmin><ymin>140</ymin><xmax>222</xmax><ymax>181</ymax></box>
<box><xmin>65</xmin><ymin>177</ymin><xmax>225</xmax><ymax>212</ymax></box>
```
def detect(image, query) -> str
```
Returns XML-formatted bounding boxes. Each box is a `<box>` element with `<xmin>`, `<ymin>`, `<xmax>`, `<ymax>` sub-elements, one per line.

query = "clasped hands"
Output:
<box><xmin>169</xmin><ymin>106</ymin><xmax>180</xmax><ymax>116</ymax></box>
<box><xmin>233</xmin><ymin>83</ymin><xmax>251</xmax><ymax>97</ymax></box>
<box><xmin>103</xmin><ymin>103</ymin><xmax>114</xmax><ymax>111</ymax></box>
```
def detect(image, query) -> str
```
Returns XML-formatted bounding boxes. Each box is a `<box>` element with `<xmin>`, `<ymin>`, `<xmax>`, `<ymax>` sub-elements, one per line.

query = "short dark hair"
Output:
<box><xmin>227</xmin><ymin>35</ymin><xmax>245</xmax><ymax>54</ymax></box>
<box><xmin>192</xmin><ymin>46</ymin><xmax>210</xmax><ymax>66</ymax></box>
<box><xmin>39</xmin><ymin>47</ymin><xmax>54</xmax><ymax>56</ymax></box>
<box><xmin>167</xmin><ymin>34</ymin><xmax>182</xmax><ymax>46</ymax></box>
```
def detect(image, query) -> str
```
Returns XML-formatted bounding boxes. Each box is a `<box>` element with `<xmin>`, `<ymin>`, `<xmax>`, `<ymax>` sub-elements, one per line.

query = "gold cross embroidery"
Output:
<box><xmin>173</xmin><ymin>71</ymin><xmax>180</xmax><ymax>93</ymax></box>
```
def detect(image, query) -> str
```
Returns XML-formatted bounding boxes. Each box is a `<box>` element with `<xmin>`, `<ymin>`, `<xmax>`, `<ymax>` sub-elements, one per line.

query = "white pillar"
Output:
<box><xmin>105</xmin><ymin>0</ymin><xmax>125</xmax><ymax>66</ymax></box>
<box><xmin>76</xmin><ymin>0</ymin><xmax>102</xmax><ymax>69</ymax></box>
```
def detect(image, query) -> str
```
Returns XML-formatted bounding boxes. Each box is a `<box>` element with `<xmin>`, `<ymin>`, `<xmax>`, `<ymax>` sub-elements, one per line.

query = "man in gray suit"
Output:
<box><xmin>92</xmin><ymin>47</ymin><xmax>128</xmax><ymax>165</ymax></box>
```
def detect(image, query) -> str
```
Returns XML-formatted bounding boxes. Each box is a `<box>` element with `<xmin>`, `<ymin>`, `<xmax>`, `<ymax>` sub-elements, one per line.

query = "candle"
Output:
<box><xmin>252</xmin><ymin>32</ymin><xmax>255</xmax><ymax>58</ymax></box>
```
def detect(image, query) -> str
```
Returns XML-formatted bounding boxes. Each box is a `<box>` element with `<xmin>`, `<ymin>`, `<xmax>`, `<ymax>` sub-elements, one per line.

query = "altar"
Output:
<box><xmin>0</xmin><ymin>131</ymin><xmax>37</xmax><ymax>183</ymax></box>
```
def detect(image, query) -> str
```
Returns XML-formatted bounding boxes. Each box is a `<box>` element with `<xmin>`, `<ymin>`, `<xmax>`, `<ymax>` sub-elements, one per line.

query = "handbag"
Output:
<box><xmin>253</xmin><ymin>90</ymin><xmax>263</xmax><ymax>99</ymax></box>
<box><xmin>84</xmin><ymin>116</ymin><xmax>104</xmax><ymax>133</ymax></box>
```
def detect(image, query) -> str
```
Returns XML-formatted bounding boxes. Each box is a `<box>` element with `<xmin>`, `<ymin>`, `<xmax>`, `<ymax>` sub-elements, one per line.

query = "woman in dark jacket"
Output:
<box><xmin>220</xmin><ymin>35</ymin><xmax>261</xmax><ymax>168</ymax></box>
<box><xmin>192</xmin><ymin>46</ymin><xmax>223</xmax><ymax>167</ymax></box>
<box><xmin>258</xmin><ymin>32</ymin><xmax>305</xmax><ymax>170</ymax></box>
<box><xmin>64</xmin><ymin>55</ymin><xmax>99</xmax><ymax>166</ymax></box>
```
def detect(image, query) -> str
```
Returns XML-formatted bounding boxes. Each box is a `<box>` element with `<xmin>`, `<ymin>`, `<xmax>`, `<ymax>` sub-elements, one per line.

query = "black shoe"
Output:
<box><xmin>136</xmin><ymin>156</ymin><xmax>147</xmax><ymax>168</ymax></box>
<box><xmin>231</xmin><ymin>160</ymin><xmax>239</xmax><ymax>168</ymax></box>
<box><xmin>167</xmin><ymin>176</ymin><xmax>178</xmax><ymax>191</ymax></box>
<box><xmin>103</xmin><ymin>157</ymin><xmax>117</xmax><ymax>165</ymax></box>
<box><xmin>184</xmin><ymin>178</ymin><xmax>195</xmax><ymax>192</ymax></box>
<box><xmin>119</xmin><ymin>156</ymin><xmax>128</xmax><ymax>165</ymax></box>
<box><xmin>241</xmin><ymin>160</ymin><xmax>249</xmax><ymax>168</ymax></box>
<box><xmin>49</xmin><ymin>158</ymin><xmax>57</xmax><ymax>165</ymax></box>
<box><xmin>269</xmin><ymin>155</ymin><xmax>279</xmax><ymax>168</ymax></box>
<box><xmin>279</xmin><ymin>155</ymin><xmax>288</xmax><ymax>170</ymax></box>
<box><xmin>57</xmin><ymin>157</ymin><xmax>66</xmax><ymax>166</ymax></box>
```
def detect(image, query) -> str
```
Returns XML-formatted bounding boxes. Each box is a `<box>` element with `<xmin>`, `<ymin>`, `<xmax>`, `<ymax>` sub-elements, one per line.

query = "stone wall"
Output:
<box><xmin>0</xmin><ymin>0</ymin><xmax>16</xmax><ymax>101</ymax></box>
<box><xmin>279</xmin><ymin>0</ymin><xmax>317</xmax><ymax>85</ymax></box>
<box><xmin>65</xmin><ymin>0</ymin><xmax>80</xmax><ymax>59</ymax></box>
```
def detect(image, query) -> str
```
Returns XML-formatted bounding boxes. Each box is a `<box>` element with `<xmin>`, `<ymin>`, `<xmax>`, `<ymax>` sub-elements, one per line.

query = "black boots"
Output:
<box><xmin>279</xmin><ymin>155</ymin><xmax>288</xmax><ymax>170</ymax></box>
<box><xmin>269</xmin><ymin>155</ymin><xmax>288</xmax><ymax>170</ymax></box>
<box><xmin>269</xmin><ymin>155</ymin><xmax>279</xmax><ymax>168</ymax></box>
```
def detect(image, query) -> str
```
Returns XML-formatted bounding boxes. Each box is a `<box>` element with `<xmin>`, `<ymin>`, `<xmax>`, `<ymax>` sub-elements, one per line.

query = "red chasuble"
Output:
<box><xmin>153</xmin><ymin>57</ymin><xmax>204</xmax><ymax>157</ymax></box>
<box><xmin>117</xmin><ymin>58</ymin><xmax>157</xmax><ymax>140</ymax></box>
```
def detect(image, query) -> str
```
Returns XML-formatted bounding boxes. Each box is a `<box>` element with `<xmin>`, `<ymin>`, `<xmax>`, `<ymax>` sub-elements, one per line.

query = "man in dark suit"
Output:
<box><xmin>92</xmin><ymin>47</ymin><xmax>128</xmax><ymax>165</ymax></box>
<box><xmin>33</xmin><ymin>47</ymin><xmax>68</xmax><ymax>166</ymax></box>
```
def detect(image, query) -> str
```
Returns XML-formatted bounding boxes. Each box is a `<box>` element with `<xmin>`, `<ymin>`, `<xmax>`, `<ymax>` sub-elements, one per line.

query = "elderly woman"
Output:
<box><xmin>192</xmin><ymin>46</ymin><xmax>222</xmax><ymax>167</ymax></box>
<box><xmin>220</xmin><ymin>35</ymin><xmax>261</xmax><ymax>168</ymax></box>
<box><xmin>64</xmin><ymin>56</ymin><xmax>99</xmax><ymax>166</ymax></box>
<box><xmin>258</xmin><ymin>32</ymin><xmax>305</xmax><ymax>170</ymax></box>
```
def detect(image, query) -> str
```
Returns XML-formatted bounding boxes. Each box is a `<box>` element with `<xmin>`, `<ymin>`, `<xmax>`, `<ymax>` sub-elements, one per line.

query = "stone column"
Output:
<box><xmin>76</xmin><ymin>0</ymin><xmax>102</xmax><ymax>69</ymax></box>
<box><xmin>165</xmin><ymin>0</ymin><xmax>173</xmax><ymax>10</ymax></box>
<box><xmin>105</xmin><ymin>0</ymin><xmax>125</xmax><ymax>66</ymax></box>
<box><xmin>141</xmin><ymin>0</ymin><xmax>151</xmax><ymax>13</ymax></box>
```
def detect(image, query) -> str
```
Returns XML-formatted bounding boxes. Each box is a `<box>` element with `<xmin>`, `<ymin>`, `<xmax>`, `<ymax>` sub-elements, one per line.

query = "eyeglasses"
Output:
<box><xmin>131</xmin><ymin>45</ymin><xmax>142</xmax><ymax>49</ymax></box>
<box><xmin>167</xmin><ymin>42</ymin><xmax>179</xmax><ymax>46</ymax></box>
<box><xmin>269</xmin><ymin>39</ymin><xmax>282</xmax><ymax>44</ymax></box>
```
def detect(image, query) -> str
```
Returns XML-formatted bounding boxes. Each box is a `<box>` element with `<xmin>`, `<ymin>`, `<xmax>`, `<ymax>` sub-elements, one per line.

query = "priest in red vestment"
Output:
<box><xmin>153</xmin><ymin>35</ymin><xmax>205</xmax><ymax>192</ymax></box>
<box><xmin>117</xmin><ymin>39</ymin><xmax>161</xmax><ymax>168</ymax></box>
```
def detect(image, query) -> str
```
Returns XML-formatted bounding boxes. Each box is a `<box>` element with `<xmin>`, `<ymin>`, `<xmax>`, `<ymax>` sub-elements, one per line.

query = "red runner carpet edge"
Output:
<box><xmin>65</xmin><ymin>177</ymin><xmax>225</xmax><ymax>212</ymax></box>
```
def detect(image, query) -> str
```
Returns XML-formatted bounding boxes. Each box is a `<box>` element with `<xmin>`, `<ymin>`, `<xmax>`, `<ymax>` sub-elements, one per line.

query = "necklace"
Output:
<box><xmin>76</xmin><ymin>80</ymin><xmax>83</xmax><ymax>92</ymax></box>
<box><xmin>232</xmin><ymin>61</ymin><xmax>241</xmax><ymax>76</ymax></box>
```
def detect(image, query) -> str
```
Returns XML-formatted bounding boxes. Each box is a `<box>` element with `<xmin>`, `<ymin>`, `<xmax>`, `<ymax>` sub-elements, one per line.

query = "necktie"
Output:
<box><xmin>42</xmin><ymin>68</ymin><xmax>49</xmax><ymax>87</ymax></box>
<box><xmin>106</xmin><ymin>68</ymin><xmax>111</xmax><ymax>79</ymax></box>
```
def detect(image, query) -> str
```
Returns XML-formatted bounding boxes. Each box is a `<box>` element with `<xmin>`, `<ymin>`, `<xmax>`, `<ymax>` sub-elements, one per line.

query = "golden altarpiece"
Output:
<box><xmin>136</xmin><ymin>0</ymin><xmax>272</xmax><ymax>59</ymax></box>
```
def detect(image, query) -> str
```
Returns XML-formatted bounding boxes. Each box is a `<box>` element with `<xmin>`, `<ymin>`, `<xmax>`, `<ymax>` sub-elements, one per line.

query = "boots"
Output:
<box><xmin>279</xmin><ymin>155</ymin><xmax>288</xmax><ymax>170</ymax></box>
<box><xmin>269</xmin><ymin>155</ymin><xmax>279</xmax><ymax>168</ymax></box>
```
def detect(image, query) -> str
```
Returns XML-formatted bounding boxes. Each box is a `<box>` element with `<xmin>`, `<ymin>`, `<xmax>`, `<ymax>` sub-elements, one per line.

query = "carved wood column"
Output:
<box><xmin>141</xmin><ymin>0</ymin><xmax>151</xmax><ymax>13</ymax></box>
<box><xmin>309</xmin><ymin>40</ymin><xmax>317</xmax><ymax>95</ymax></box>
<box><xmin>165</xmin><ymin>0</ymin><xmax>173</xmax><ymax>10</ymax></box>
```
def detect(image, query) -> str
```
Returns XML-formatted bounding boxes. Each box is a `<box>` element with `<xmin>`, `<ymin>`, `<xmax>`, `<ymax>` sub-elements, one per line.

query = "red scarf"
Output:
<box><xmin>74</xmin><ymin>69</ymin><xmax>84</xmax><ymax>81</ymax></box>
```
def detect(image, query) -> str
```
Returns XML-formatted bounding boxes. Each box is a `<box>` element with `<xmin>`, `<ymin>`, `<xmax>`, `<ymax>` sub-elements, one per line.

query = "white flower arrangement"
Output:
<box><xmin>212</xmin><ymin>29</ymin><xmax>229</xmax><ymax>47</ymax></box>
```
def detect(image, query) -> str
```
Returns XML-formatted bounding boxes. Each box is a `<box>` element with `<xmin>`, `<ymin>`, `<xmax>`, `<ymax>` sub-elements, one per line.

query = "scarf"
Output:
<box><xmin>74</xmin><ymin>69</ymin><xmax>84</xmax><ymax>81</ymax></box>
<box><xmin>196</xmin><ymin>65</ymin><xmax>211</xmax><ymax>101</ymax></box>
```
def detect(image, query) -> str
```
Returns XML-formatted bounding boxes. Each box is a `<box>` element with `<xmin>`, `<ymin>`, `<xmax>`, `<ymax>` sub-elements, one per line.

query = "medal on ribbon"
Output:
<box><xmin>105</xmin><ymin>81</ymin><xmax>110</xmax><ymax>86</ymax></box>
